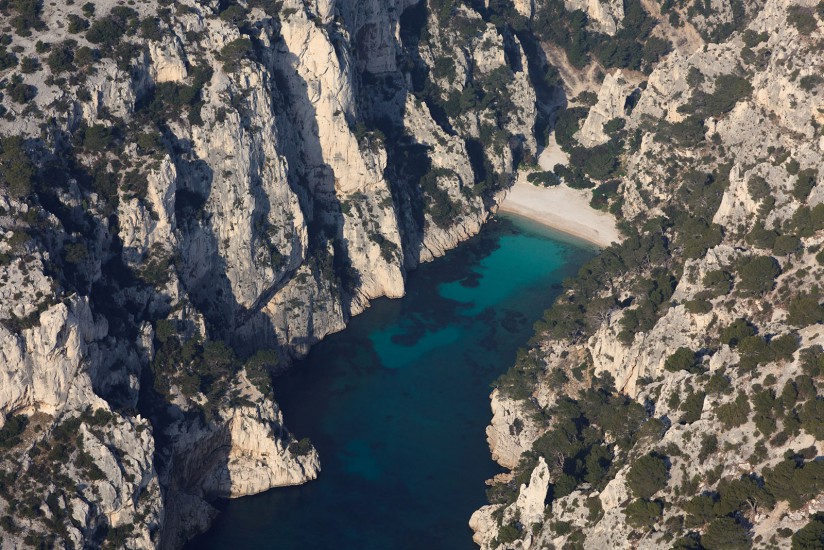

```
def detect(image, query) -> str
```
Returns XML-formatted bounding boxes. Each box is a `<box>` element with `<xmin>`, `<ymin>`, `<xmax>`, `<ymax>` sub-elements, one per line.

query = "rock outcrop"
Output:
<box><xmin>472</xmin><ymin>0</ymin><xmax>824</xmax><ymax>547</ymax></box>
<box><xmin>0</xmin><ymin>0</ymin><xmax>538</xmax><ymax>547</ymax></box>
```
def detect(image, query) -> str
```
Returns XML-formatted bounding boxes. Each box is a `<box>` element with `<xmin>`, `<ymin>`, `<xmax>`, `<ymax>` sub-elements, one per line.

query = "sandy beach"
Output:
<box><xmin>497</xmin><ymin>135</ymin><xmax>621</xmax><ymax>248</ymax></box>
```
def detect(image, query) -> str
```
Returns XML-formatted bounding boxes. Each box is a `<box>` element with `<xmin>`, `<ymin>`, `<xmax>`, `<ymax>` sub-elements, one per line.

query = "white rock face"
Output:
<box><xmin>505</xmin><ymin>457</ymin><xmax>550</xmax><ymax>527</ymax></box>
<box><xmin>486</xmin><ymin>389</ymin><xmax>541</xmax><ymax>469</ymax></box>
<box><xmin>0</xmin><ymin>0</ymin><xmax>538</xmax><ymax>546</ymax></box>
<box><xmin>577</xmin><ymin>71</ymin><xmax>634</xmax><ymax>147</ymax></box>
<box><xmin>563</xmin><ymin>0</ymin><xmax>625</xmax><ymax>35</ymax></box>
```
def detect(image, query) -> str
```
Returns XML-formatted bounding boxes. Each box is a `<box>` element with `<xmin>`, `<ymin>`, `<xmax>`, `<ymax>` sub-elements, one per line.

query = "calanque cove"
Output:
<box><xmin>1</xmin><ymin>0</ymin><xmax>824</xmax><ymax>548</ymax></box>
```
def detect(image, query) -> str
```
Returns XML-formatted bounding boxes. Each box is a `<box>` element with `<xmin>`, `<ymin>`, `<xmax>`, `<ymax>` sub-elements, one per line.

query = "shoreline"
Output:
<box><xmin>496</xmin><ymin>136</ymin><xmax>621</xmax><ymax>249</ymax></box>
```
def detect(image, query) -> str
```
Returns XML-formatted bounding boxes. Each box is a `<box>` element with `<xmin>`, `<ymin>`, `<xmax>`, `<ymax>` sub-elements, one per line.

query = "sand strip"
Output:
<box><xmin>497</xmin><ymin>136</ymin><xmax>621</xmax><ymax>248</ymax></box>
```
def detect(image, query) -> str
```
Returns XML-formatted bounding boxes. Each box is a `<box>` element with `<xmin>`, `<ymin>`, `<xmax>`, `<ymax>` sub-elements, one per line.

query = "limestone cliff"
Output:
<box><xmin>0</xmin><ymin>0</ymin><xmax>537</xmax><ymax>547</ymax></box>
<box><xmin>472</xmin><ymin>0</ymin><xmax>824</xmax><ymax>547</ymax></box>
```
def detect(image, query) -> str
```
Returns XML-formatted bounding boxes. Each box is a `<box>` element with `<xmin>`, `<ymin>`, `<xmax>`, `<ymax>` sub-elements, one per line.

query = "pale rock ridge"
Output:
<box><xmin>562</xmin><ymin>0</ymin><xmax>625</xmax><ymax>35</ymax></box>
<box><xmin>0</xmin><ymin>0</ymin><xmax>539</xmax><ymax>546</ymax></box>
<box><xmin>577</xmin><ymin>70</ymin><xmax>634</xmax><ymax>147</ymax></box>
<box><xmin>485</xmin><ymin>389</ymin><xmax>541</xmax><ymax>469</ymax></box>
<box><xmin>472</xmin><ymin>0</ymin><xmax>824</xmax><ymax>544</ymax></box>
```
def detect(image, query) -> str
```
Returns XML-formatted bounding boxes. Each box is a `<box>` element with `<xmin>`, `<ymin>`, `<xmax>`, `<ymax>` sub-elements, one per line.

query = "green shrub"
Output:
<box><xmin>788</xmin><ymin>295</ymin><xmax>824</xmax><ymax>327</ymax></box>
<box><xmin>0</xmin><ymin>135</ymin><xmax>34</xmax><ymax>198</ymax></box>
<box><xmin>0</xmin><ymin>46</ymin><xmax>18</xmax><ymax>70</ymax></box>
<box><xmin>82</xmin><ymin>124</ymin><xmax>113</xmax><ymax>151</ymax></box>
<box><xmin>787</xmin><ymin>5</ymin><xmax>817</xmax><ymax>34</ymax></box>
<box><xmin>46</xmin><ymin>41</ymin><xmax>76</xmax><ymax>73</ymax></box>
<box><xmin>0</xmin><ymin>414</ymin><xmax>28</xmax><ymax>448</ymax></box>
<box><xmin>716</xmin><ymin>392</ymin><xmax>750</xmax><ymax>428</ymax></box>
<box><xmin>219</xmin><ymin>38</ymin><xmax>253</xmax><ymax>72</ymax></box>
<box><xmin>288</xmin><ymin>437</ymin><xmax>314</xmax><ymax>456</ymax></box>
<box><xmin>6</xmin><ymin>73</ymin><xmax>36</xmax><ymax>103</ymax></box>
<box><xmin>793</xmin><ymin>169</ymin><xmax>818</xmax><ymax>201</ymax></box>
<box><xmin>703</xmin><ymin>270</ymin><xmax>732</xmax><ymax>296</ymax></box>
<box><xmin>701</xmin><ymin>517</ymin><xmax>751</xmax><ymax>549</ymax></box>
<box><xmin>773</xmin><ymin>234</ymin><xmax>801</xmax><ymax>256</ymax></box>
<box><xmin>737</xmin><ymin>255</ymin><xmax>780</xmax><ymax>295</ymax></box>
<box><xmin>19</xmin><ymin>55</ymin><xmax>39</xmax><ymax>73</ymax></box>
<box><xmin>625</xmin><ymin>499</ymin><xmax>662</xmax><ymax>528</ymax></box>
<box><xmin>720</xmin><ymin>318</ymin><xmax>756</xmax><ymax>346</ymax></box>
<box><xmin>665</xmin><ymin>347</ymin><xmax>701</xmax><ymax>373</ymax></box>
<box><xmin>67</xmin><ymin>14</ymin><xmax>89</xmax><ymax>34</ymax></box>
<box><xmin>139</xmin><ymin>17</ymin><xmax>164</xmax><ymax>41</ymax></box>
<box><xmin>747</xmin><ymin>175</ymin><xmax>771</xmax><ymax>201</ymax></box>
<box><xmin>627</xmin><ymin>453</ymin><xmax>668</xmax><ymax>499</ymax></box>
<box><xmin>244</xmin><ymin>349</ymin><xmax>278</xmax><ymax>396</ymax></box>
<box><xmin>793</xmin><ymin>513</ymin><xmax>824</xmax><ymax>549</ymax></box>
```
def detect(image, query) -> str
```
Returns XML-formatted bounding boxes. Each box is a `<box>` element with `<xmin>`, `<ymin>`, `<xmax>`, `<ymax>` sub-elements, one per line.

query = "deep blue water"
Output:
<box><xmin>188</xmin><ymin>215</ymin><xmax>594</xmax><ymax>550</ymax></box>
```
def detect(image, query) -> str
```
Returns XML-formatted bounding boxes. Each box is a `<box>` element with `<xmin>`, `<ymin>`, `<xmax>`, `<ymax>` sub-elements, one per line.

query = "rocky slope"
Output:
<box><xmin>0</xmin><ymin>0</ymin><xmax>541</xmax><ymax>547</ymax></box>
<box><xmin>471</xmin><ymin>0</ymin><xmax>824</xmax><ymax>548</ymax></box>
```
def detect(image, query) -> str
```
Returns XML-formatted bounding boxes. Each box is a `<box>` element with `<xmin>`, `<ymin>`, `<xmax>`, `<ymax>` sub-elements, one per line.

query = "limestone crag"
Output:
<box><xmin>0</xmin><ymin>0</ymin><xmax>537</xmax><ymax>546</ymax></box>
<box><xmin>472</xmin><ymin>0</ymin><xmax>824</xmax><ymax>546</ymax></box>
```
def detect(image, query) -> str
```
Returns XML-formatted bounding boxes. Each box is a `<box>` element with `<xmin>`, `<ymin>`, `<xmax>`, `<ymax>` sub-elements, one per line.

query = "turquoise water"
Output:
<box><xmin>188</xmin><ymin>215</ymin><xmax>594</xmax><ymax>550</ymax></box>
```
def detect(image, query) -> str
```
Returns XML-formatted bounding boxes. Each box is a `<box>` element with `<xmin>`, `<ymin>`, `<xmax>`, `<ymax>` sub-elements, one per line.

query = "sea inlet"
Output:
<box><xmin>189</xmin><ymin>214</ymin><xmax>595</xmax><ymax>549</ymax></box>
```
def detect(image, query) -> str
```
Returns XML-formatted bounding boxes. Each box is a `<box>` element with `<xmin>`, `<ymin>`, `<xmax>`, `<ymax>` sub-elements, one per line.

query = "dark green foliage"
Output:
<box><xmin>771</xmin><ymin>333</ymin><xmax>800</xmax><ymax>361</ymax></box>
<box><xmin>683</xmin><ymin>74</ymin><xmax>753</xmax><ymax>118</ymax></box>
<box><xmin>150</xmin><ymin>325</ymin><xmax>241</xmax><ymax>412</ymax></box>
<box><xmin>219</xmin><ymin>38</ymin><xmax>253</xmax><ymax>72</ymax></box>
<box><xmin>63</xmin><ymin>242</ymin><xmax>88</xmax><ymax>264</ymax></box>
<box><xmin>82</xmin><ymin>124</ymin><xmax>113</xmax><ymax>152</ymax></box>
<box><xmin>46</xmin><ymin>41</ymin><xmax>74</xmax><ymax>73</ymax></box>
<box><xmin>67</xmin><ymin>14</ymin><xmax>89</xmax><ymax>34</ymax></box>
<box><xmin>746</xmin><ymin>222</ymin><xmax>778</xmax><ymax>249</ymax></box>
<box><xmin>793</xmin><ymin>169</ymin><xmax>818</xmax><ymax>201</ymax></box>
<box><xmin>800</xmin><ymin>399</ymin><xmax>824</xmax><ymax>439</ymax></box>
<box><xmin>788</xmin><ymin>295</ymin><xmax>824</xmax><ymax>327</ymax></box>
<box><xmin>702</xmin><ymin>270</ymin><xmax>732</xmax><ymax>296</ymax></box>
<box><xmin>419</xmin><ymin>168</ymin><xmax>460</xmax><ymax>229</ymax></box>
<box><xmin>569</xmin><ymin>140</ymin><xmax>622</xmax><ymax>180</ymax></box>
<box><xmin>19</xmin><ymin>55</ymin><xmax>38</xmax><ymax>73</ymax></box>
<box><xmin>680</xmin><ymin>391</ymin><xmax>705</xmax><ymax>424</ymax></box>
<box><xmin>591</xmin><ymin>181</ymin><xmax>620</xmax><ymax>211</ymax></box>
<box><xmin>747</xmin><ymin>175</ymin><xmax>771</xmax><ymax>201</ymax></box>
<box><xmin>523</xmin><ymin>382</ymin><xmax>649</xmax><ymax>505</ymax></box>
<box><xmin>244</xmin><ymin>349</ymin><xmax>278</xmax><ymax>396</ymax></box>
<box><xmin>742</xmin><ymin>30</ymin><xmax>769</xmax><ymax>47</ymax></box>
<box><xmin>0</xmin><ymin>135</ymin><xmax>34</xmax><ymax>198</ymax></box>
<box><xmin>737</xmin><ymin>255</ymin><xmax>780</xmax><ymax>295</ymax></box>
<box><xmin>554</xmin><ymin>107</ymin><xmax>589</xmax><ymax>150</ymax></box>
<box><xmin>752</xmin><ymin>388</ymin><xmax>778</xmax><ymax>435</ymax></box>
<box><xmin>714</xmin><ymin>476</ymin><xmax>769</xmax><ymax>516</ymax></box>
<box><xmin>793</xmin><ymin>513</ymin><xmax>824</xmax><ymax>549</ymax></box>
<box><xmin>6</xmin><ymin>73</ymin><xmax>36</xmax><ymax>103</ymax></box>
<box><xmin>685</xmin><ymin>494</ymin><xmax>715</xmax><ymax>527</ymax></box>
<box><xmin>288</xmin><ymin>437</ymin><xmax>313</xmax><ymax>456</ymax></box>
<box><xmin>627</xmin><ymin>453</ymin><xmax>668</xmax><ymax>499</ymax></box>
<box><xmin>716</xmin><ymin>392</ymin><xmax>750</xmax><ymax>428</ymax></box>
<box><xmin>625</xmin><ymin>499</ymin><xmax>662</xmax><ymax>528</ymax></box>
<box><xmin>701</xmin><ymin>518</ymin><xmax>751</xmax><ymax>549</ymax></box>
<box><xmin>496</xmin><ymin>523</ymin><xmax>521</xmax><ymax>545</ymax></box>
<box><xmin>764</xmin><ymin>458</ymin><xmax>824</xmax><ymax>509</ymax></box>
<box><xmin>219</xmin><ymin>4</ymin><xmax>248</xmax><ymax>25</ymax></box>
<box><xmin>0</xmin><ymin>414</ymin><xmax>28</xmax><ymax>448</ymax></box>
<box><xmin>787</xmin><ymin>5</ymin><xmax>818</xmax><ymax>34</ymax></box>
<box><xmin>773</xmin><ymin>234</ymin><xmax>801</xmax><ymax>256</ymax></box>
<box><xmin>526</xmin><ymin>171</ymin><xmax>560</xmax><ymax>187</ymax></box>
<box><xmin>86</xmin><ymin>7</ymin><xmax>138</xmax><ymax>52</ymax></box>
<box><xmin>665</xmin><ymin>347</ymin><xmax>701</xmax><ymax>373</ymax></box>
<box><xmin>800</xmin><ymin>74</ymin><xmax>824</xmax><ymax>92</ymax></box>
<box><xmin>139</xmin><ymin>17</ymin><xmax>164</xmax><ymax>41</ymax></box>
<box><xmin>4</xmin><ymin>0</ymin><xmax>44</xmax><ymax>35</ymax></box>
<box><xmin>0</xmin><ymin>45</ymin><xmax>17</xmax><ymax>70</ymax></box>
